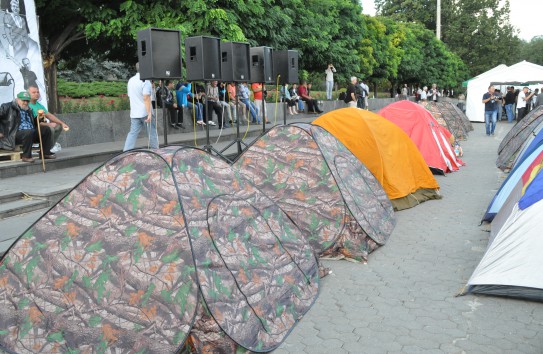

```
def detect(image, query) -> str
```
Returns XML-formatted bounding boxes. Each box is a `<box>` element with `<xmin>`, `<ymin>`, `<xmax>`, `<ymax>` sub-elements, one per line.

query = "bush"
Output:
<box><xmin>57</xmin><ymin>80</ymin><xmax>127</xmax><ymax>98</ymax></box>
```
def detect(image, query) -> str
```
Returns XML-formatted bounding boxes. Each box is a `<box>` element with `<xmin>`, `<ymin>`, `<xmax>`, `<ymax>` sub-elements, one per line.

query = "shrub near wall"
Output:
<box><xmin>58</xmin><ymin>80</ymin><xmax>130</xmax><ymax>113</ymax></box>
<box><xmin>57</xmin><ymin>80</ymin><xmax>127</xmax><ymax>98</ymax></box>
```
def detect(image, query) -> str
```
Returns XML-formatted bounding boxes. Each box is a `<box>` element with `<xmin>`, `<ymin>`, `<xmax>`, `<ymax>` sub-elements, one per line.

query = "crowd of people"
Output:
<box><xmin>482</xmin><ymin>85</ymin><xmax>541</xmax><ymax>136</ymax></box>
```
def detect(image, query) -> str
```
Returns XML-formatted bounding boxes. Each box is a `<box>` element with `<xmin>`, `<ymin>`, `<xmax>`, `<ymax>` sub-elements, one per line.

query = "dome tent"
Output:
<box><xmin>0</xmin><ymin>147</ymin><xmax>319</xmax><ymax>353</ymax></box>
<box><xmin>313</xmin><ymin>108</ymin><xmax>441</xmax><ymax>211</ymax></box>
<box><xmin>379</xmin><ymin>100</ymin><xmax>461</xmax><ymax>174</ymax></box>
<box><xmin>234</xmin><ymin>124</ymin><xmax>396</xmax><ymax>262</ymax></box>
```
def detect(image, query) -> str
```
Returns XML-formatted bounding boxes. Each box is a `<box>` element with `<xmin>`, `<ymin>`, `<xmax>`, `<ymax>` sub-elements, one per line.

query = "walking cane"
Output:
<box><xmin>36</xmin><ymin>109</ymin><xmax>46</xmax><ymax>172</ymax></box>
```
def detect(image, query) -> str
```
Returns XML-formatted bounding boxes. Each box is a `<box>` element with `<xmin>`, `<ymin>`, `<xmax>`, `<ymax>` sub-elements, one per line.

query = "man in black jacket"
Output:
<box><xmin>0</xmin><ymin>91</ymin><xmax>53</xmax><ymax>162</ymax></box>
<box><xmin>504</xmin><ymin>86</ymin><xmax>516</xmax><ymax>123</ymax></box>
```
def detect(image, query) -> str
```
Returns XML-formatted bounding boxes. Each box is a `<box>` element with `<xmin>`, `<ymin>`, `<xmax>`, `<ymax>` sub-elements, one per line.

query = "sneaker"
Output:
<box><xmin>176</xmin><ymin>123</ymin><xmax>186</xmax><ymax>129</ymax></box>
<box><xmin>196</xmin><ymin>121</ymin><xmax>206</xmax><ymax>126</ymax></box>
<box><xmin>51</xmin><ymin>143</ymin><xmax>62</xmax><ymax>153</ymax></box>
<box><xmin>208</xmin><ymin>121</ymin><xmax>217</xmax><ymax>126</ymax></box>
<box><xmin>170</xmin><ymin>123</ymin><xmax>179</xmax><ymax>129</ymax></box>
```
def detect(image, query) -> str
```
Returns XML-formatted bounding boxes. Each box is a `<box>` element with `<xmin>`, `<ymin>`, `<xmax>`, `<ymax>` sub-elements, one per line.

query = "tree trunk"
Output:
<box><xmin>44</xmin><ymin>55</ymin><xmax>59</xmax><ymax>113</ymax></box>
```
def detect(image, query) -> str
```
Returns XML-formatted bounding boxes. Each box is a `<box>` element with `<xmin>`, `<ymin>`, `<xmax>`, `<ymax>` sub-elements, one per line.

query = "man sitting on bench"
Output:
<box><xmin>0</xmin><ymin>91</ymin><xmax>54</xmax><ymax>163</ymax></box>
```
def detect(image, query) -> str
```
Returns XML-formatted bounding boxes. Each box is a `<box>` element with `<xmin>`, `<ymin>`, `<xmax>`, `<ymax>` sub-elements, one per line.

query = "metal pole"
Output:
<box><xmin>436</xmin><ymin>0</ymin><xmax>441</xmax><ymax>40</ymax></box>
<box><xmin>261</xmin><ymin>82</ymin><xmax>266</xmax><ymax>133</ymax></box>
<box><xmin>161</xmin><ymin>80</ymin><xmax>168</xmax><ymax>146</ymax></box>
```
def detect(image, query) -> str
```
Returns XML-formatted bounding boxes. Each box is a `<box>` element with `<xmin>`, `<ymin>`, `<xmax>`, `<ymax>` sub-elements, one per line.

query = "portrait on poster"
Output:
<box><xmin>0</xmin><ymin>0</ymin><xmax>46</xmax><ymax>105</ymax></box>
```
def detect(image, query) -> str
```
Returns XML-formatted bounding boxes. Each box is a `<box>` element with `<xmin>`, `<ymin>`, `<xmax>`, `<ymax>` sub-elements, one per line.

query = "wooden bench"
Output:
<box><xmin>0</xmin><ymin>149</ymin><xmax>22</xmax><ymax>163</ymax></box>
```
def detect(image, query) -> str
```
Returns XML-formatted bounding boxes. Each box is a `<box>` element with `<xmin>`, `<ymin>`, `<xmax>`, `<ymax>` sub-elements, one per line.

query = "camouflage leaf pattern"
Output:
<box><xmin>169</xmin><ymin>147</ymin><xmax>319</xmax><ymax>353</ymax></box>
<box><xmin>421</xmin><ymin>102</ymin><xmax>469</xmax><ymax>141</ymax></box>
<box><xmin>235</xmin><ymin>124</ymin><xmax>395</xmax><ymax>263</ymax></box>
<box><xmin>0</xmin><ymin>150</ymin><xmax>198</xmax><ymax>353</ymax></box>
<box><xmin>451</xmin><ymin>103</ymin><xmax>474</xmax><ymax>132</ymax></box>
<box><xmin>304</xmin><ymin>124</ymin><xmax>396</xmax><ymax>246</ymax></box>
<box><xmin>496</xmin><ymin>106</ymin><xmax>543</xmax><ymax>171</ymax></box>
<box><xmin>234</xmin><ymin>125</ymin><xmax>345</xmax><ymax>255</ymax></box>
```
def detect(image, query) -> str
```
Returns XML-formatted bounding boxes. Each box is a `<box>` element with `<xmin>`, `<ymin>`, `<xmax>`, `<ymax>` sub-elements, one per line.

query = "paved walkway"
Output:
<box><xmin>277</xmin><ymin>121</ymin><xmax>543</xmax><ymax>353</ymax></box>
<box><xmin>2</xmin><ymin>120</ymin><xmax>542</xmax><ymax>353</ymax></box>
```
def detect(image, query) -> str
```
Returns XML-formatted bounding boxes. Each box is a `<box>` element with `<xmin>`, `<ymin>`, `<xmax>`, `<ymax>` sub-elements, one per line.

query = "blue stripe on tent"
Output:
<box><xmin>513</xmin><ymin>127</ymin><xmax>543</xmax><ymax>170</ymax></box>
<box><xmin>519</xmin><ymin>169</ymin><xmax>543</xmax><ymax>210</ymax></box>
<box><xmin>482</xmin><ymin>143</ymin><xmax>543</xmax><ymax>222</ymax></box>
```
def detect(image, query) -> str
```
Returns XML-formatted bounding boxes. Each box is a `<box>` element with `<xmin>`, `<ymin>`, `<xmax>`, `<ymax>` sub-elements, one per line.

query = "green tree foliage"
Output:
<box><xmin>359</xmin><ymin>16</ymin><xmax>403</xmax><ymax>90</ymax></box>
<box><xmin>375</xmin><ymin>0</ymin><xmax>520</xmax><ymax>76</ymax></box>
<box><xmin>37</xmin><ymin>0</ymin><xmax>473</xmax><ymax>110</ymax></box>
<box><xmin>396</xmin><ymin>22</ymin><xmax>468</xmax><ymax>89</ymax></box>
<box><xmin>519</xmin><ymin>36</ymin><xmax>543</xmax><ymax>66</ymax></box>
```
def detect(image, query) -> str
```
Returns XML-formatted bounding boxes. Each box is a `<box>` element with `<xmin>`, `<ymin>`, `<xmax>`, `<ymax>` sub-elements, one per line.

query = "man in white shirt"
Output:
<box><xmin>517</xmin><ymin>87</ymin><xmax>535</xmax><ymax>122</ymax></box>
<box><xmin>358</xmin><ymin>79</ymin><xmax>369</xmax><ymax>109</ymax></box>
<box><xmin>123</xmin><ymin>63</ymin><xmax>159</xmax><ymax>151</ymax></box>
<box><xmin>324</xmin><ymin>64</ymin><xmax>336</xmax><ymax>100</ymax></box>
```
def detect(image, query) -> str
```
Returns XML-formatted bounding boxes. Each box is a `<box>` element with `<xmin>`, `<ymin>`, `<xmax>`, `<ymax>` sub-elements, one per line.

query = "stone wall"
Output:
<box><xmin>55</xmin><ymin>97</ymin><xmax>459</xmax><ymax>148</ymax></box>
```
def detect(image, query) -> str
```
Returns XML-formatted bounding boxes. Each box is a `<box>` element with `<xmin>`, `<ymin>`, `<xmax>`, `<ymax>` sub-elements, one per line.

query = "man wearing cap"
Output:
<box><xmin>0</xmin><ymin>91</ymin><xmax>54</xmax><ymax>162</ymax></box>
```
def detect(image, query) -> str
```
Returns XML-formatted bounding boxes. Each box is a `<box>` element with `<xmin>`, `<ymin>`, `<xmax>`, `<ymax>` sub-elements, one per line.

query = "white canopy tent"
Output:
<box><xmin>465</xmin><ymin>61</ymin><xmax>543</xmax><ymax>122</ymax></box>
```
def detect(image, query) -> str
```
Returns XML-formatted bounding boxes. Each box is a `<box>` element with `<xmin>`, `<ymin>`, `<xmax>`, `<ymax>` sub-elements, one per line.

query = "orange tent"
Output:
<box><xmin>313</xmin><ymin>108</ymin><xmax>441</xmax><ymax>210</ymax></box>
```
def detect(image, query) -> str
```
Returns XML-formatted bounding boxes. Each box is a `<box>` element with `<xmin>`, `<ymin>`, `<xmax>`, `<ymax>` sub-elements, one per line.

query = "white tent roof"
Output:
<box><xmin>466</xmin><ymin>61</ymin><xmax>543</xmax><ymax>122</ymax></box>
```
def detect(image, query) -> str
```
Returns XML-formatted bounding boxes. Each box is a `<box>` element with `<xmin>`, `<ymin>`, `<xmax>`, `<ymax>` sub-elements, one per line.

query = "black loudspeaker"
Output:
<box><xmin>137</xmin><ymin>28</ymin><xmax>182</xmax><ymax>80</ymax></box>
<box><xmin>273</xmin><ymin>50</ymin><xmax>299</xmax><ymax>85</ymax></box>
<box><xmin>185</xmin><ymin>36</ymin><xmax>221</xmax><ymax>81</ymax></box>
<box><xmin>250</xmin><ymin>46</ymin><xmax>274</xmax><ymax>83</ymax></box>
<box><xmin>220</xmin><ymin>42</ymin><xmax>250</xmax><ymax>82</ymax></box>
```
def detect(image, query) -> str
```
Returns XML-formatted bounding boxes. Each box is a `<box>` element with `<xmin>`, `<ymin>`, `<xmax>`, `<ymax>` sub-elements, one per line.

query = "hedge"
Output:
<box><xmin>57</xmin><ymin>80</ymin><xmax>127</xmax><ymax>98</ymax></box>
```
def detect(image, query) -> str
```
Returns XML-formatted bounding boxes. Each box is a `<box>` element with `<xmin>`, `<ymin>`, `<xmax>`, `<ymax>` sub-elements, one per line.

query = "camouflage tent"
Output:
<box><xmin>0</xmin><ymin>146</ymin><xmax>319</xmax><ymax>353</ymax></box>
<box><xmin>420</xmin><ymin>101</ymin><xmax>471</xmax><ymax>141</ymax></box>
<box><xmin>233</xmin><ymin>124</ymin><xmax>396</xmax><ymax>262</ymax></box>
<box><xmin>496</xmin><ymin>106</ymin><xmax>543</xmax><ymax>172</ymax></box>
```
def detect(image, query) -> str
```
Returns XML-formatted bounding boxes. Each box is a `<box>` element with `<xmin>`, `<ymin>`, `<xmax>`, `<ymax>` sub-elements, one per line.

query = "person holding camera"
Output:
<box><xmin>517</xmin><ymin>87</ymin><xmax>535</xmax><ymax>122</ymax></box>
<box><xmin>325</xmin><ymin>64</ymin><xmax>336</xmax><ymax>100</ymax></box>
<box><xmin>482</xmin><ymin>85</ymin><xmax>499</xmax><ymax>136</ymax></box>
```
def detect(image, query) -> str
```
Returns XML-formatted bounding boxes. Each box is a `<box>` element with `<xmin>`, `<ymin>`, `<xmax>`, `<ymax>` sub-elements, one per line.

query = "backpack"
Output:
<box><xmin>339</xmin><ymin>91</ymin><xmax>347</xmax><ymax>102</ymax></box>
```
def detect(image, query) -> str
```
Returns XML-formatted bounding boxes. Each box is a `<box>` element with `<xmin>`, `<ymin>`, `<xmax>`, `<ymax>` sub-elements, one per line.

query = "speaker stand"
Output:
<box><xmin>219</xmin><ymin>82</ymin><xmax>249</xmax><ymax>160</ymax></box>
<box><xmin>261</xmin><ymin>82</ymin><xmax>267</xmax><ymax>133</ymax></box>
<box><xmin>160</xmin><ymin>80</ymin><xmax>169</xmax><ymax>147</ymax></box>
<box><xmin>201</xmin><ymin>82</ymin><xmax>237</xmax><ymax>163</ymax></box>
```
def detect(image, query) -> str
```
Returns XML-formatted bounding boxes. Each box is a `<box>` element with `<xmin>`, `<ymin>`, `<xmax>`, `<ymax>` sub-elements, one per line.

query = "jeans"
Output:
<box><xmin>505</xmin><ymin>104</ymin><xmax>514</xmax><ymax>123</ymax></box>
<box><xmin>123</xmin><ymin>115</ymin><xmax>159</xmax><ymax>151</ymax></box>
<box><xmin>326</xmin><ymin>81</ymin><xmax>333</xmax><ymax>100</ymax></box>
<box><xmin>187</xmin><ymin>101</ymin><xmax>203</xmax><ymax>121</ymax></box>
<box><xmin>240</xmin><ymin>98</ymin><xmax>259</xmax><ymax>122</ymax></box>
<box><xmin>484</xmin><ymin>110</ymin><xmax>497</xmax><ymax>135</ymax></box>
<box><xmin>297</xmin><ymin>99</ymin><xmax>304</xmax><ymax>112</ymax></box>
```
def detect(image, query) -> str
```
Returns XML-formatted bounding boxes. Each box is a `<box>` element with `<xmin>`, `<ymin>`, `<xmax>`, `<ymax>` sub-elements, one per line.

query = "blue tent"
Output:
<box><xmin>482</xmin><ymin>130</ymin><xmax>543</xmax><ymax>222</ymax></box>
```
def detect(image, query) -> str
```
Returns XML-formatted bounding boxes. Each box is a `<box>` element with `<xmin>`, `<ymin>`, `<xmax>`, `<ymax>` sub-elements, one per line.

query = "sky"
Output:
<box><xmin>360</xmin><ymin>0</ymin><xmax>543</xmax><ymax>42</ymax></box>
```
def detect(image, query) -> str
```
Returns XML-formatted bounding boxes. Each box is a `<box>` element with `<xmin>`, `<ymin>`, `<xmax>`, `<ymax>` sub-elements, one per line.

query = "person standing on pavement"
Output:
<box><xmin>0</xmin><ymin>91</ymin><xmax>54</xmax><ymax>162</ymax></box>
<box><xmin>482</xmin><ymin>85</ymin><xmax>498</xmax><ymax>136</ymax></box>
<box><xmin>123</xmin><ymin>63</ymin><xmax>159</xmax><ymax>151</ymax></box>
<box><xmin>517</xmin><ymin>87</ymin><xmax>535</xmax><ymax>122</ymax></box>
<box><xmin>325</xmin><ymin>64</ymin><xmax>336</xmax><ymax>100</ymax></box>
<box><xmin>345</xmin><ymin>77</ymin><xmax>358</xmax><ymax>108</ymax></box>
<box><xmin>504</xmin><ymin>86</ymin><xmax>516</xmax><ymax>123</ymax></box>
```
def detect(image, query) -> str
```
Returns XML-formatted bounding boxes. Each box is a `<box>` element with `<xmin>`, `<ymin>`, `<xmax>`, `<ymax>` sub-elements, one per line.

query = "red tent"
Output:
<box><xmin>379</xmin><ymin>101</ymin><xmax>461</xmax><ymax>174</ymax></box>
